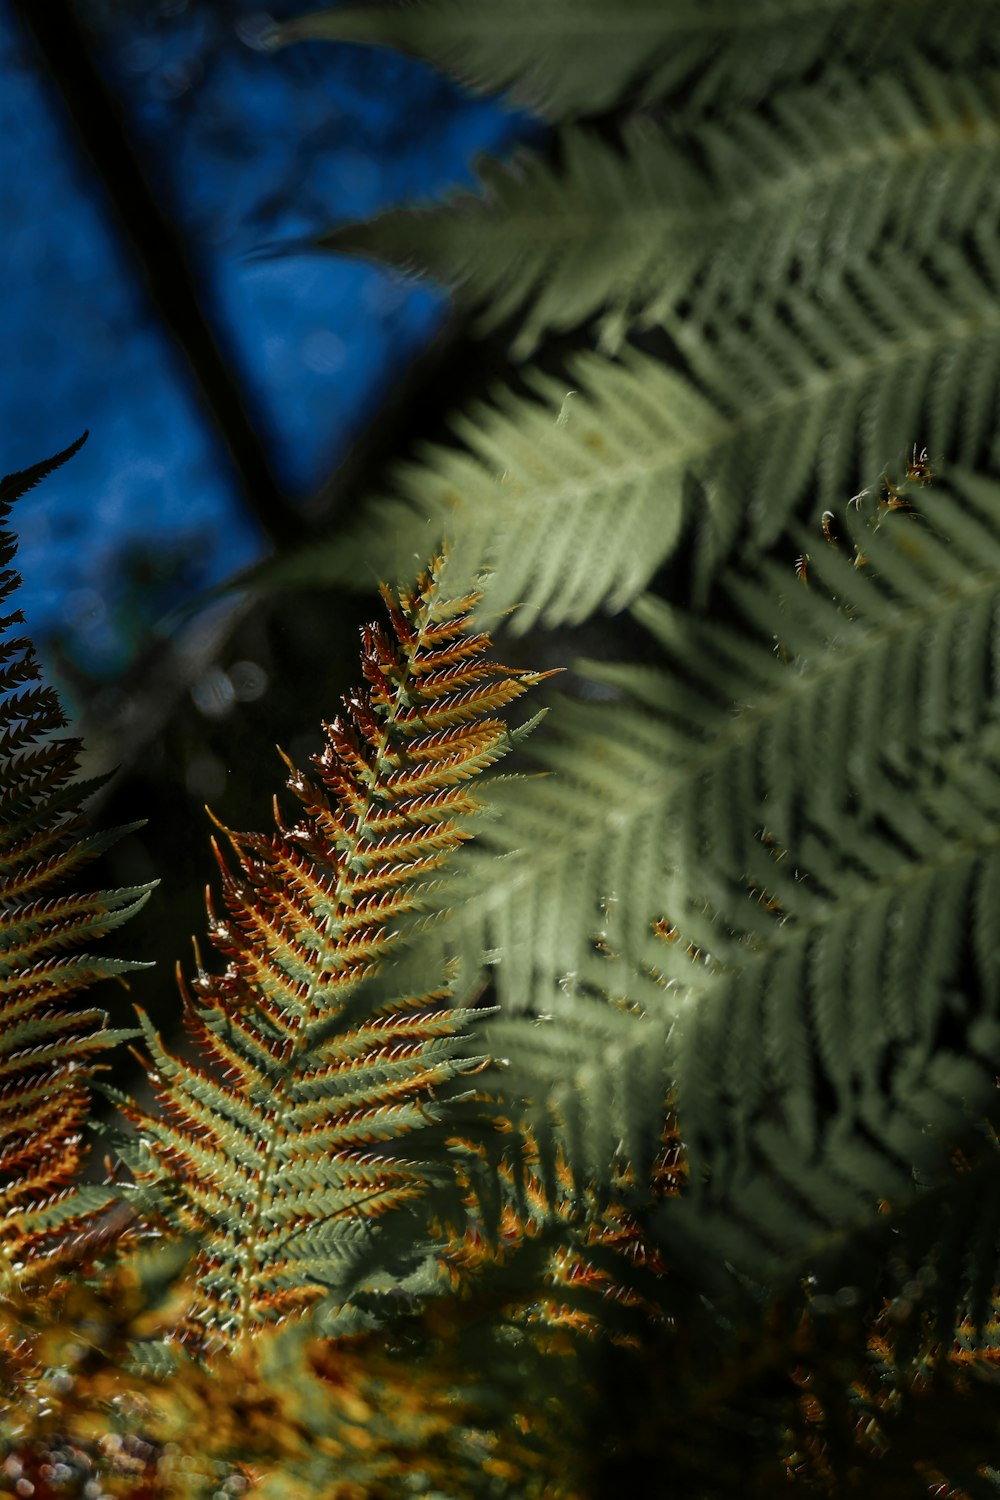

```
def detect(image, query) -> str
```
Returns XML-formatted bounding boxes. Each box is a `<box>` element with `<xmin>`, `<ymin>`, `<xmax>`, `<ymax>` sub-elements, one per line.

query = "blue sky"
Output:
<box><xmin>1</xmin><ymin>0</ymin><xmax>534</xmax><ymax>678</ymax></box>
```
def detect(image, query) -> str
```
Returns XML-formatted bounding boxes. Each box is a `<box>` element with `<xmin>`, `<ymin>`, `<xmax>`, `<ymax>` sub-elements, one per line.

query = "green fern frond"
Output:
<box><xmin>667</xmin><ymin>727</ymin><xmax>1000</xmax><ymax>1180</ymax></box>
<box><xmin>316</xmin><ymin>124</ymin><xmax>702</xmax><ymax>360</ymax></box>
<box><xmin>248</xmin><ymin>344</ymin><xmax>714</xmax><ymax>624</ymax></box>
<box><xmin>812</xmin><ymin>1095</ymin><xmax>1000</xmax><ymax>1344</ymax></box>
<box><xmin>458</xmin><ymin>467</ymin><xmax>1000</xmax><ymax>1337</ymax></box>
<box><xmin>0</xmin><ymin>436</ymin><xmax>151</xmax><ymax>1285</ymax></box>
<box><xmin>272</xmin><ymin>1</ymin><xmax>1000</xmax><ymax>121</ymax></box>
<box><xmin>117</xmin><ymin>556</ymin><xmax>551</xmax><ymax>1347</ymax></box>
<box><xmin>254</xmin><ymin>225</ymin><xmax>1000</xmax><ymax>624</ymax></box>
<box><xmin>336</xmin><ymin>467</ymin><xmax>1000</xmax><ymax>1043</ymax></box>
<box><xmin>318</xmin><ymin>61</ymin><xmax>1000</xmax><ymax>358</ymax></box>
<box><xmin>645</xmin><ymin>1044</ymin><xmax>1000</xmax><ymax>1479</ymax></box>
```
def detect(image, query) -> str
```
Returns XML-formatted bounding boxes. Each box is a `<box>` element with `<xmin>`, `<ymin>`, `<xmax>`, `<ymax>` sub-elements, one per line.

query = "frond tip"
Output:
<box><xmin>121</xmin><ymin>553</ymin><xmax>554</xmax><ymax>1347</ymax></box>
<box><xmin>0</xmin><ymin>431</ymin><xmax>88</xmax><ymax>507</ymax></box>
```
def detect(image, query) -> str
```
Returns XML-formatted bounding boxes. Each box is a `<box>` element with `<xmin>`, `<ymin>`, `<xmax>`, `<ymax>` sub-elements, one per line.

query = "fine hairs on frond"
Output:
<box><xmin>116</xmin><ymin>555</ymin><xmax>554</xmax><ymax>1347</ymax></box>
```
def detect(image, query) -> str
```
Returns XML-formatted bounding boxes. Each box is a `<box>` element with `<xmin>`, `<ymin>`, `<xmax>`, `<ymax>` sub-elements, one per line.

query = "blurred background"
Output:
<box><xmin>1</xmin><ymin>0</ymin><xmax>542</xmax><ymax>1048</ymax></box>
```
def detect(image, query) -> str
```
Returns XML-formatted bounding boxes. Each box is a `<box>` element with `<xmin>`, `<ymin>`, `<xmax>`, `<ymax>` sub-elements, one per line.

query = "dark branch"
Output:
<box><xmin>8</xmin><ymin>0</ymin><xmax>306</xmax><ymax>551</ymax></box>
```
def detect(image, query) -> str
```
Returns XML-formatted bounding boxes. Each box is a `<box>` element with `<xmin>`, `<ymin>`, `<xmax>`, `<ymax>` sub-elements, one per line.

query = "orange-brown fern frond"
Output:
<box><xmin>119</xmin><ymin>554</ymin><xmax>553</xmax><ymax>1348</ymax></box>
<box><xmin>0</xmin><ymin>436</ymin><xmax>151</xmax><ymax>1286</ymax></box>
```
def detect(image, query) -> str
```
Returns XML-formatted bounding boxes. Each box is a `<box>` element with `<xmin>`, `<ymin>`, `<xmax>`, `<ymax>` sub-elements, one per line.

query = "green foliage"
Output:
<box><xmin>271</xmin><ymin>0</ymin><xmax>1000</xmax><ymax>121</ymax></box>
<box><xmin>11</xmin><ymin>1</ymin><xmax>1000</xmax><ymax>1496</ymax></box>
<box><xmin>265</xmin><ymin>0</ymin><xmax>1000</xmax><ymax>1490</ymax></box>
<box><xmin>111</xmin><ymin>560</ymin><xmax>551</xmax><ymax>1348</ymax></box>
<box><xmin>258</xmin><ymin>52</ymin><xmax>1000</xmax><ymax>615</ymax></box>
<box><xmin>317</xmin><ymin>61</ymin><xmax>1000</xmax><ymax>357</ymax></box>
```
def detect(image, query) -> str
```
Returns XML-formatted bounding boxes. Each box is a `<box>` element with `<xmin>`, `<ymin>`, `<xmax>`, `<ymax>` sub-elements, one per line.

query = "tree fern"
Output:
<box><xmin>470</xmin><ymin>469</ymin><xmax>1000</xmax><ymax>1445</ymax></box>
<box><xmin>115</xmin><ymin>557</ymin><xmax>551</xmax><ymax>1347</ymax></box>
<box><xmin>255</xmin><ymin>23</ymin><xmax>1000</xmax><ymax>1480</ymax></box>
<box><xmin>9</xmin><ymin>0</ymin><xmax>1000</xmax><ymax>1490</ymax></box>
<box><xmin>200</xmin><ymin>0</ymin><xmax>1000</xmax><ymax>1487</ymax></box>
<box><xmin>262</xmin><ymin>4</ymin><xmax>1000</xmax><ymax>639</ymax></box>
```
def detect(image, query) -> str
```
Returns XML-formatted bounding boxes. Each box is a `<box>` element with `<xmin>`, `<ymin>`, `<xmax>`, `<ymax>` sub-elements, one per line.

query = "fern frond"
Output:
<box><xmin>256</xmin><ymin>228</ymin><xmax>1000</xmax><ymax>626</ymax></box>
<box><xmin>560</xmin><ymin>1231</ymin><xmax>1000</xmax><ymax>1498</ymax></box>
<box><xmin>332</xmin><ymin>468</ymin><xmax>1000</xmax><ymax>1041</ymax></box>
<box><xmin>385</xmin><ymin>467</ymin><xmax>1000</xmax><ymax>1487</ymax></box>
<box><xmin>272</xmin><ymin>1</ymin><xmax>1000</xmax><ymax>121</ymax></box>
<box><xmin>638</xmin><ymin>1062</ymin><xmax>1000</xmax><ymax>1498</ymax></box>
<box><xmin>669</xmin><ymin>748</ymin><xmax>1000</xmax><ymax>1218</ymax></box>
<box><xmin>0</xmin><ymin>438</ymin><xmax>150</xmax><ymax>1284</ymax></box>
<box><xmin>249</xmin><ymin>344</ymin><xmax>713</xmax><ymax>623</ymax></box>
<box><xmin>318</xmin><ymin>61</ymin><xmax>1000</xmax><ymax>357</ymax></box>
<box><xmin>450</xmin><ymin>467</ymin><xmax>1000</xmax><ymax>1334</ymax></box>
<box><xmin>118</xmin><ymin>556</ymin><xmax>551</xmax><ymax>1347</ymax></box>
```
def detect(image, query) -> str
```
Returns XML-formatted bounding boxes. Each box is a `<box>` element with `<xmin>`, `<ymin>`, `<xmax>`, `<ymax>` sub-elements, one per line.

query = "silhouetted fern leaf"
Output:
<box><xmin>0</xmin><ymin>431</ymin><xmax>89</xmax><ymax>507</ymax></box>
<box><xmin>0</xmin><ymin>435</ymin><xmax>151</xmax><ymax>1284</ymax></box>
